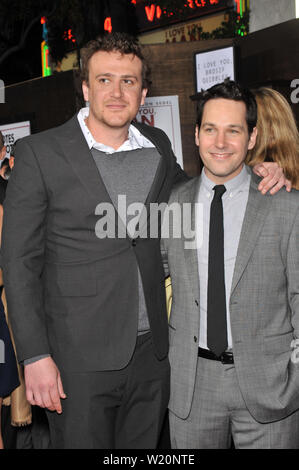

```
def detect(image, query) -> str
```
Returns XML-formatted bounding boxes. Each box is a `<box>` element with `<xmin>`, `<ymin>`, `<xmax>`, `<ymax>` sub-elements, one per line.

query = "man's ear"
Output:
<box><xmin>248</xmin><ymin>127</ymin><xmax>257</xmax><ymax>151</ymax></box>
<box><xmin>141</xmin><ymin>88</ymin><xmax>148</xmax><ymax>106</ymax></box>
<box><xmin>82</xmin><ymin>81</ymin><xmax>89</xmax><ymax>103</ymax></box>
<box><xmin>195</xmin><ymin>125</ymin><xmax>200</xmax><ymax>147</ymax></box>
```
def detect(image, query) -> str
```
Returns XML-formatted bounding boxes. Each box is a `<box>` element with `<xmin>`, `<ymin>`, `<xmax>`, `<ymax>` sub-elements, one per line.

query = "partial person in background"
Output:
<box><xmin>247</xmin><ymin>87</ymin><xmax>299</xmax><ymax>190</ymax></box>
<box><xmin>1</xmin><ymin>139</ymin><xmax>48</xmax><ymax>449</ymax></box>
<box><xmin>0</xmin><ymin>161</ymin><xmax>9</xmax><ymax>181</ymax></box>
<box><xmin>5</xmin><ymin>139</ymin><xmax>18</xmax><ymax>180</ymax></box>
<box><xmin>0</xmin><ymin>133</ymin><xmax>8</xmax><ymax>204</ymax></box>
<box><xmin>0</xmin><ymin>204</ymin><xmax>20</xmax><ymax>449</ymax></box>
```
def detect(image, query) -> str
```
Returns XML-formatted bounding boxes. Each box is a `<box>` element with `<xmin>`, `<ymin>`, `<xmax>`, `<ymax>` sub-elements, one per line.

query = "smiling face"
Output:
<box><xmin>196</xmin><ymin>98</ymin><xmax>257</xmax><ymax>184</ymax></box>
<box><xmin>82</xmin><ymin>50</ymin><xmax>147</xmax><ymax>134</ymax></box>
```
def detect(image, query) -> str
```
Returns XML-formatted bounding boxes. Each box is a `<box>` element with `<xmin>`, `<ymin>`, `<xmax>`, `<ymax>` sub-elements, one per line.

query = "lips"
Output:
<box><xmin>106</xmin><ymin>101</ymin><xmax>127</xmax><ymax>110</ymax></box>
<box><xmin>210</xmin><ymin>152</ymin><xmax>233</xmax><ymax>159</ymax></box>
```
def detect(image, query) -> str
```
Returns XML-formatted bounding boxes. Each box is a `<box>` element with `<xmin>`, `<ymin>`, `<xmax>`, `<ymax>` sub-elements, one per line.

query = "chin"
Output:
<box><xmin>105</xmin><ymin>114</ymin><xmax>131</xmax><ymax>126</ymax></box>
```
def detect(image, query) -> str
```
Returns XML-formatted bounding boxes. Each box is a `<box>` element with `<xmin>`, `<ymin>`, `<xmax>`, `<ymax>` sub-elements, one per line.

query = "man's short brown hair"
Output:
<box><xmin>80</xmin><ymin>32</ymin><xmax>151</xmax><ymax>89</ymax></box>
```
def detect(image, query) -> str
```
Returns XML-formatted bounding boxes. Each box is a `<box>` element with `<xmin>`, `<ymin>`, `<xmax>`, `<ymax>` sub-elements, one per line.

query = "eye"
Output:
<box><xmin>122</xmin><ymin>79</ymin><xmax>134</xmax><ymax>86</ymax></box>
<box><xmin>98</xmin><ymin>77</ymin><xmax>110</xmax><ymax>84</ymax></box>
<box><xmin>230</xmin><ymin>129</ymin><xmax>239</xmax><ymax>134</ymax></box>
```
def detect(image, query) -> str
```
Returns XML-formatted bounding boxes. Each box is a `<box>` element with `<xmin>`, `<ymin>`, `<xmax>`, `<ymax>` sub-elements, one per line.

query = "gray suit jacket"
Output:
<box><xmin>163</xmin><ymin>171</ymin><xmax>299</xmax><ymax>423</ymax></box>
<box><xmin>1</xmin><ymin>116</ymin><xmax>186</xmax><ymax>372</ymax></box>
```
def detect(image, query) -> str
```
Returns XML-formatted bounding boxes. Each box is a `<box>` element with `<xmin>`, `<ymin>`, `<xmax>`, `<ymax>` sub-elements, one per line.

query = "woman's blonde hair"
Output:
<box><xmin>246</xmin><ymin>87</ymin><xmax>299</xmax><ymax>189</ymax></box>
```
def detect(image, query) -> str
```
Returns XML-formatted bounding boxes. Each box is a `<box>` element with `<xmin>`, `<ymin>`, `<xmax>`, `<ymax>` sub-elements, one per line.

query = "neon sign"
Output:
<box><xmin>63</xmin><ymin>29</ymin><xmax>76</xmax><ymax>43</ymax></box>
<box><xmin>143</xmin><ymin>0</ymin><xmax>221</xmax><ymax>22</ymax></box>
<box><xmin>41</xmin><ymin>41</ymin><xmax>51</xmax><ymax>77</ymax></box>
<box><xmin>41</xmin><ymin>17</ymin><xmax>52</xmax><ymax>77</ymax></box>
<box><xmin>104</xmin><ymin>17</ymin><xmax>112</xmax><ymax>33</ymax></box>
<box><xmin>145</xmin><ymin>4</ymin><xmax>162</xmax><ymax>21</ymax></box>
<box><xmin>133</xmin><ymin>0</ymin><xmax>233</xmax><ymax>32</ymax></box>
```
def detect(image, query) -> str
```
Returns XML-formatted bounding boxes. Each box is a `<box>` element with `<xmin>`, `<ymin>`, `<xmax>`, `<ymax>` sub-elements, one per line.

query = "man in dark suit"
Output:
<box><xmin>1</xmin><ymin>33</ymin><xmax>187</xmax><ymax>449</ymax></box>
<box><xmin>1</xmin><ymin>34</ymin><xmax>289</xmax><ymax>449</ymax></box>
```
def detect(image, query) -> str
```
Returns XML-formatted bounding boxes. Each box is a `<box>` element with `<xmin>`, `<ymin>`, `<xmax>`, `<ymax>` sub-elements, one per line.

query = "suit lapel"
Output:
<box><xmin>58</xmin><ymin>116</ymin><xmax>132</xmax><ymax>238</ymax></box>
<box><xmin>230</xmin><ymin>175</ymin><xmax>273</xmax><ymax>295</ymax></box>
<box><xmin>130</xmin><ymin>122</ymin><xmax>167</xmax><ymax>235</ymax></box>
<box><xmin>58</xmin><ymin>116</ymin><xmax>114</xmax><ymax>208</ymax></box>
<box><xmin>132</xmin><ymin>122</ymin><xmax>167</xmax><ymax>206</ymax></box>
<box><xmin>180</xmin><ymin>177</ymin><xmax>201</xmax><ymax>302</ymax></box>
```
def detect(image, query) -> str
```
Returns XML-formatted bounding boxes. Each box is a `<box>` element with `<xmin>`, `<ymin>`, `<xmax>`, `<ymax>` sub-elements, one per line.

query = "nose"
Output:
<box><xmin>111</xmin><ymin>79</ymin><xmax>122</xmax><ymax>98</ymax></box>
<box><xmin>215</xmin><ymin>130</ymin><xmax>226</xmax><ymax>149</ymax></box>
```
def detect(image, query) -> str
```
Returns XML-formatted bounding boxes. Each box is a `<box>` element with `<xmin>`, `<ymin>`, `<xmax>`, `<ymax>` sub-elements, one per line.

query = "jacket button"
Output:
<box><xmin>195</xmin><ymin>300</ymin><xmax>199</xmax><ymax>306</ymax></box>
<box><xmin>194</xmin><ymin>336</ymin><xmax>197</xmax><ymax>343</ymax></box>
<box><xmin>132</xmin><ymin>239</ymin><xmax>137</xmax><ymax>247</ymax></box>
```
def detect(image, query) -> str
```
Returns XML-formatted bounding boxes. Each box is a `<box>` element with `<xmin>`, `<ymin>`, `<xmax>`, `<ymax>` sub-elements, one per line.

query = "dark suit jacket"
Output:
<box><xmin>2</xmin><ymin>116</ymin><xmax>186</xmax><ymax>372</ymax></box>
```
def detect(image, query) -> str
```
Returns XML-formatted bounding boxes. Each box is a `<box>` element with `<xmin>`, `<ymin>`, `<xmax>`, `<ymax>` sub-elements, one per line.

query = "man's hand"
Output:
<box><xmin>253</xmin><ymin>162</ymin><xmax>292</xmax><ymax>195</ymax></box>
<box><xmin>24</xmin><ymin>356</ymin><xmax>66</xmax><ymax>413</ymax></box>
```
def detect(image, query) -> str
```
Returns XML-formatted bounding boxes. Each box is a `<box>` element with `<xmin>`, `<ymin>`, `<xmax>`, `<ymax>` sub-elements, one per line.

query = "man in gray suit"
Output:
<box><xmin>163</xmin><ymin>80</ymin><xmax>299</xmax><ymax>448</ymax></box>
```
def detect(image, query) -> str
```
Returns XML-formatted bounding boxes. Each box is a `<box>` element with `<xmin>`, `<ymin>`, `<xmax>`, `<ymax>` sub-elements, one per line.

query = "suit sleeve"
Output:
<box><xmin>160</xmin><ymin>187</ymin><xmax>181</xmax><ymax>277</ymax></box>
<box><xmin>2</xmin><ymin>139</ymin><xmax>50</xmax><ymax>362</ymax></box>
<box><xmin>172</xmin><ymin>157</ymin><xmax>189</xmax><ymax>186</ymax></box>
<box><xmin>287</xmin><ymin>204</ymin><xmax>299</xmax><ymax>339</ymax></box>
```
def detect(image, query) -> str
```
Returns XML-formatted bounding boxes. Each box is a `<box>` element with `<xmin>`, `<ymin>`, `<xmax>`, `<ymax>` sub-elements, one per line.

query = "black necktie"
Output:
<box><xmin>207</xmin><ymin>184</ymin><xmax>227</xmax><ymax>357</ymax></box>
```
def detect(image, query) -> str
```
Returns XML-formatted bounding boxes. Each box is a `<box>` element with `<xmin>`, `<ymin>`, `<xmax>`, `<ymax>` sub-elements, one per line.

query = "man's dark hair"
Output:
<box><xmin>81</xmin><ymin>32</ymin><xmax>151</xmax><ymax>89</ymax></box>
<box><xmin>192</xmin><ymin>79</ymin><xmax>257</xmax><ymax>134</ymax></box>
<box><xmin>0</xmin><ymin>131</ymin><xmax>4</xmax><ymax>149</ymax></box>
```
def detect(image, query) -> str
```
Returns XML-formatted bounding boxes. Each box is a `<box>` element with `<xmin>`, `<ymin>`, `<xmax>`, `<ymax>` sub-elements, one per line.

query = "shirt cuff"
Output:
<box><xmin>23</xmin><ymin>354</ymin><xmax>51</xmax><ymax>366</ymax></box>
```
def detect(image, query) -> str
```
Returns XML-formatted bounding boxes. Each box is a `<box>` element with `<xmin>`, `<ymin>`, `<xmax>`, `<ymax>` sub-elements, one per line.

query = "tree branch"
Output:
<box><xmin>0</xmin><ymin>15</ymin><xmax>40</xmax><ymax>66</ymax></box>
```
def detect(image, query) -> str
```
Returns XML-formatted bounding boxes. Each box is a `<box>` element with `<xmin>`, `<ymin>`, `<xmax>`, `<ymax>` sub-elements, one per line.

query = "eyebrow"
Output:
<box><xmin>202</xmin><ymin>122</ymin><xmax>245</xmax><ymax>130</ymax></box>
<box><xmin>95</xmin><ymin>73</ymin><xmax>138</xmax><ymax>79</ymax></box>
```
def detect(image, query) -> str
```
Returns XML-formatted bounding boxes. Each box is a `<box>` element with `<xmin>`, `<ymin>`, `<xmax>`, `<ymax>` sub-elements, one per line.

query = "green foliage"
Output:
<box><xmin>0</xmin><ymin>0</ymin><xmax>51</xmax><ymax>52</ymax></box>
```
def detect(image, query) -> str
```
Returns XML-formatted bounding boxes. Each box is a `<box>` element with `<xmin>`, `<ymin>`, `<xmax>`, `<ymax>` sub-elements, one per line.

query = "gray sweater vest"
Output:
<box><xmin>91</xmin><ymin>147</ymin><xmax>161</xmax><ymax>334</ymax></box>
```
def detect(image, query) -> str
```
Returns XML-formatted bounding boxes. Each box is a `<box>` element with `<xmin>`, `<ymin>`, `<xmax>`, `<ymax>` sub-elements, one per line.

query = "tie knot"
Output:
<box><xmin>213</xmin><ymin>185</ymin><xmax>226</xmax><ymax>199</ymax></box>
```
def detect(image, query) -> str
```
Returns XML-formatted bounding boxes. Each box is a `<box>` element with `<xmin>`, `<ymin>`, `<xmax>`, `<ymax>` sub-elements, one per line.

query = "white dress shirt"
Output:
<box><xmin>196</xmin><ymin>165</ymin><xmax>251</xmax><ymax>351</ymax></box>
<box><xmin>77</xmin><ymin>107</ymin><xmax>154</xmax><ymax>153</ymax></box>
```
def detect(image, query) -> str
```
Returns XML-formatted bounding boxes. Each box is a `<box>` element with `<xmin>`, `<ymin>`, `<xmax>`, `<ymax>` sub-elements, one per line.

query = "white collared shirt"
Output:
<box><xmin>77</xmin><ymin>107</ymin><xmax>154</xmax><ymax>153</ymax></box>
<box><xmin>196</xmin><ymin>165</ymin><xmax>251</xmax><ymax>351</ymax></box>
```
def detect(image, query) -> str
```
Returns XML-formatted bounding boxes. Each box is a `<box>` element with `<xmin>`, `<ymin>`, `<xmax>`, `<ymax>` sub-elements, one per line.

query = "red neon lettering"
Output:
<box><xmin>104</xmin><ymin>17</ymin><xmax>112</xmax><ymax>33</ymax></box>
<box><xmin>234</xmin><ymin>0</ymin><xmax>240</xmax><ymax>13</ymax></box>
<box><xmin>131</xmin><ymin>0</ymin><xmax>136</xmax><ymax>3</ymax></box>
<box><xmin>41</xmin><ymin>16</ymin><xmax>46</xmax><ymax>25</ymax></box>
<box><xmin>156</xmin><ymin>6</ymin><xmax>162</xmax><ymax>18</ymax></box>
<box><xmin>187</xmin><ymin>0</ymin><xmax>194</xmax><ymax>7</ymax></box>
<box><xmin>145</xmin><ymin>4</ymin><xmax>156</xmax><ymax>22</ymax></box>
<box><xmin>209</xmin><ymin>0</ymin><xmax>219</xmax><ymax>4</ymax></box>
